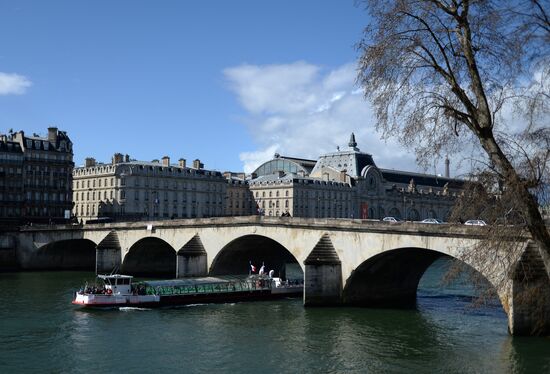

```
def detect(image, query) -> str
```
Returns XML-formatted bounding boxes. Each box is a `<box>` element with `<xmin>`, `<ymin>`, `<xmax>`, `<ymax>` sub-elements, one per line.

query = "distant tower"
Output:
<box><xmin>445</xmin><ymin>156</ymin><xmax>450</xmax><ymax>178</ymax></box>
<box><xmin>348</xmin><ymin>133</ymin><xmax>359</xmax><ymax>151</ymax></box>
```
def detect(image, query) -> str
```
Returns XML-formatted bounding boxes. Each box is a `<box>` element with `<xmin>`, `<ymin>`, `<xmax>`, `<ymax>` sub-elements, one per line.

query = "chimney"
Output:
<box><xmin>179</xmin><ymin>158</ymin><xmax>186</xmax><ymax>168</ymax></box>
<box><xmin>193</xmin><ymin>159</ymin><xmax>203</xmax><ymax>169</ymax></box>
<box><xmin>340</xmin><ymin>170</ymin><xmax>347</xmax><ymax>182</ymax></box>
<box><xmin>445</xmin><ymin>156</ymin><xmax>450</xmax><ymax>178</ymax></box>
<box><xmin>162</xmin><ymin>156</ymin><xmax>170</xmax><ymax>166</ymax></box>
<box><xmin>47</xmin><ymin>127</ymin><xmax>58</xmax><ymax>142</ymax></box>
<box><xmin>112</xmin><ymin>153</ymin><xmax>123</xmax><ymax>165</ymax></box>
<box><xmin>85</xmin><ymin>157</ymin><xmax>96</xmax><ymax>167</ymax></box>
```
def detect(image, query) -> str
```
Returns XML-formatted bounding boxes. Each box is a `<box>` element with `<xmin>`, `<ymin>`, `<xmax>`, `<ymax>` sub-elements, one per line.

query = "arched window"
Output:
<box><xmin>408</xmin><ymin>208</ymin><xmax>420</xmax><ymax>221</ymax></box>
<box><xmin>388</xmin><ymin>207</ymin><xmax>401</xmax><ymax>219</ymax></box>
<box><xmin>368</xmin><ymin>208</ymin><xmax>375</xmax><ymax>218</ymax></box>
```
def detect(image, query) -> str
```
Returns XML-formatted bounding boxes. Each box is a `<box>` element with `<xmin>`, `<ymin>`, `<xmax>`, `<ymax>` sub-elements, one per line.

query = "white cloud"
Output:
<box><xmin>225</xmin><ymin>61</ymin><xmax>419</xmax><ymax>174</ymax></box>
<box><xmin>0</xmin><ymin>72</ymin><xmax>32</xmax><ymax>95</ymax></box>
<box><xmin>239</xmin><ymin>144</ymin><xmax>281</xmax><ymax>174</ymax></box>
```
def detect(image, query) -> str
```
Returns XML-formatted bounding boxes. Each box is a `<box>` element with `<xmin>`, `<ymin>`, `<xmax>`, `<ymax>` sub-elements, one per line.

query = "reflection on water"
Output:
<box><xmin>1</xmin><ymin>259</ymin><xmax>549</xmax><ymax>373</ymax></box>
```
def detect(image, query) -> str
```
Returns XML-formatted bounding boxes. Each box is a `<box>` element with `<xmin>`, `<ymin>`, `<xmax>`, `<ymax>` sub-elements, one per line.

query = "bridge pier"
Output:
<box><xmin>176</xmin><ymin>235</ymin><xmax>208</xmax><ymax>278</ymax></box>
<box><xmin>177</xmin><ymin>254</ymin><xmax>207</xmax><ymax>278</ymax></box>
<box><xmin>0</xmin><ymin>235</ymin><xmax>18</xmax><ymax>271</ymax></box>
<box><xmin>506</xmin><ymin>242</ymin><xmax>550</xmax><ymax>336</ymax></box>
<box><xmin>95</xmin><ymin>232</ymin><xmax>121</xmax><ymax>274</ymax></box>
<box><xmin>507</xmin><ymin>278</ymin><xmax>550</xmax><ymax>336</ymax></box>
<box><xmin>303</xmin><ymin>234</ymin><xmax>342</xmax><ymax>306</ymax></box>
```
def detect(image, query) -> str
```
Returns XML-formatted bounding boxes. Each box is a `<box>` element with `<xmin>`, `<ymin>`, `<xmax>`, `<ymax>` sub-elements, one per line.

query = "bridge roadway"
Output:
<box><xmin>6</xmin><ymin>216</ymin><xmax>550</xmax><ymax>336</ymax></box>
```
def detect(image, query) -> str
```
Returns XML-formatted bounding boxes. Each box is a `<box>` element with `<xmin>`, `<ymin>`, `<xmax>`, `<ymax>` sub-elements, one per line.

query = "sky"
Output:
<box><xmin>0</xmin><ymin>0</ymin><xmax>451</xmax><ymax>175</ymax></box>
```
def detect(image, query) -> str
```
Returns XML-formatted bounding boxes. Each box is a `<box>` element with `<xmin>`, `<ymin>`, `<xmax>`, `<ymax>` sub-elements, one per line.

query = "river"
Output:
<box><xmin>1</xmin><ymin>258</ymin><xmax>549</xmax><ymax>373</ymax></box>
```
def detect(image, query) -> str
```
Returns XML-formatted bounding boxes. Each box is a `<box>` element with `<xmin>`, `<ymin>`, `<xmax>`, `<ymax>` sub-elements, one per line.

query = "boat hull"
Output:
<box><xmin>73</xmin><ymin>288</ymin><xmax>302</xmax><ymax>308</ymax></box>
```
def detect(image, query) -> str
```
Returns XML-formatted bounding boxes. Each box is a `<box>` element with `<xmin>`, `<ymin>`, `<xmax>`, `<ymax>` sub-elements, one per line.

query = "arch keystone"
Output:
<box><xmin>304</xmin><ymin>234</ymin><xmax>342</xmax><ymax>306</ymax></box>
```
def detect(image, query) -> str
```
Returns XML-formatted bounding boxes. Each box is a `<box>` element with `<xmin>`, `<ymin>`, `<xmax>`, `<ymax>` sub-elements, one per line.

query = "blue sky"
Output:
<box><xmin>1</xmin><ymin>0</ymin><xmax>443</xmax><ymax>174</ymax></box>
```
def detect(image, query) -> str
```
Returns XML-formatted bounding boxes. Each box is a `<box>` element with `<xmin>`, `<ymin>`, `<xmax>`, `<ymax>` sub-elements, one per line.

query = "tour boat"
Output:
<box><xmin>72</xmin><ymin>273</ymin><xmax>303</xmax><ymax>308</ymax></box>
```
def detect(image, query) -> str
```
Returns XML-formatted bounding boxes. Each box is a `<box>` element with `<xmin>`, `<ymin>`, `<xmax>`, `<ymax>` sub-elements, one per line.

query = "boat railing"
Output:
<box><xmin>144</xmin><ymin>278</ymin><xmax>275</xmax><ymax>296</ymax></box>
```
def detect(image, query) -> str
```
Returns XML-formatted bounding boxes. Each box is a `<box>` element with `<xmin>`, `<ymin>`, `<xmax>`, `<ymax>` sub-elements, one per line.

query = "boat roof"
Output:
<box><xmin>143</xmin><ymin>275</ymin><xmax>253</xmax><ymax>287</ymax></box>
<box><xmin>98</xmin><ymin>274</ymin><xmax>134</xmax><ymax>280</ymax></box>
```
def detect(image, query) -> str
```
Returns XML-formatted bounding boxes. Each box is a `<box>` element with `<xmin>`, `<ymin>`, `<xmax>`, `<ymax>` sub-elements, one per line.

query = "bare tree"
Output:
<box><xmin>357</xmin><ymin>0</ymin><xmax>550</xmax><ymax>268</ymax></box>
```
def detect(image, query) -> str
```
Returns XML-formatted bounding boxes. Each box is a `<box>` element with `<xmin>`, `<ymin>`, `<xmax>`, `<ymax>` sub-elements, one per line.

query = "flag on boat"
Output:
<box><xmin>250</xmin><ymin>263</ymin><xmax>256</xmax><ymax>272</ymax></box>
<box><xmin>259</xmin><ymin>265</ymin><xmax>265</xmax><ymax>275</ymax></box>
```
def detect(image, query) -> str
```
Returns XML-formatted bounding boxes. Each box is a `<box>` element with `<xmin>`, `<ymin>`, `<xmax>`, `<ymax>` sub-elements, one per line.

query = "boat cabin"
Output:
<box><xmin>98</xmin><ymin>274</ymin><xmax>133</xmax><ymax>295</ymax></box>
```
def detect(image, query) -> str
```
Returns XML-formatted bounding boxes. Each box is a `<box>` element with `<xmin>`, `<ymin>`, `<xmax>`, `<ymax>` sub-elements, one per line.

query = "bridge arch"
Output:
<box><xmin>28</xmin><ymin>239</ymin><xmax>96</xmax><ymax>270</ymax></box>
<box><xmin>342</xmin><ymin>247</ymin><xmax>504</xmax><ymax>310</ymax></box>
<box><xmin>210</xmin><ymin>234</ymin><xmax>302</xmax><ymax>279</ymax></box>
<box><xmin>122</xmin><ymin>237</ymin><xmax>176</xmax><ymax>277</ymax></box>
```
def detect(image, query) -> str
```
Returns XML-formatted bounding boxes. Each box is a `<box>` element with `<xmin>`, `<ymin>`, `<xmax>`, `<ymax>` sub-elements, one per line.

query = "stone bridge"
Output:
<box><xmin>4</xmin><ymin>216</ymin><xmax>550</xmax><ymax>336</ymax></box>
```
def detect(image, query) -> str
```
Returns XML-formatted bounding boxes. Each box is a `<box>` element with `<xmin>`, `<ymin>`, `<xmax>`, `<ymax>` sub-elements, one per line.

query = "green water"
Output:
<box><xmin>1</xmin><ymin>263</ymin><xmax>549</xmax><ymax>373</ymax></box>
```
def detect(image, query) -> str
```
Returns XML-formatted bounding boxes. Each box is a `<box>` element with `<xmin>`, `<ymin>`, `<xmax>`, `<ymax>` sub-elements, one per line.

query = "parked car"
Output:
<box><xmin>382</xmin><ymin>216</ymin><xmax>402</xmax><ymax>223</ymax></box>
<box><xmin>464</xmin><ymin>219</ymin><xmax>487</xmax><ymax>226</ymax></box>
<box><xmin>420</xmin><ymin>218</ymin><xmax>444</xmax><ymax>224</ymax></box>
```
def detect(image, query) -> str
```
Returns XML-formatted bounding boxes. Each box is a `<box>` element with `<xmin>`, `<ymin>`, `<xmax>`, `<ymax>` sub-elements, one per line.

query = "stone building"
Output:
<box><xmin>249</xmin><ymin>170</ymin><xmax>353</xmax><ymax>218</ymax></box>
<box><xmin>0</xmin><ymin>127</ymin><xmax>73</xmax><ymax>225</ymax></box>
<box><xmin>73</xmin><ymin>154</ymin><xmax>227</xmax><ymax>222</ymax></box>
<box><xmin>0</xmin><ymin>136</ymin><xmax>24</xmax><ymax>224</ymax></box>
<box><xmin>224</xmin><ymin>172</ymin><xmax>255</xmax><ymax>216</ymax></box>
<box><xmin>249</xmin><ymin>134</ymin><xmax>463</xmax><ymax>221</ymax></box>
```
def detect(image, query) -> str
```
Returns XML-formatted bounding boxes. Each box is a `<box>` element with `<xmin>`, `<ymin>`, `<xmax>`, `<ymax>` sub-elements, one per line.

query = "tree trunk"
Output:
<box><xmin>479</xmin><ymin>133</ymin><xmax>550</xmax><ymax>272</ymax></box>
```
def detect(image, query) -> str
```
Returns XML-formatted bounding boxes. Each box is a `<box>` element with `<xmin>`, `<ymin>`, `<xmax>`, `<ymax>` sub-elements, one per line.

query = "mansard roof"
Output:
<box><xmin>0</xmin><ymin>140</ymin><xmax>23</xmax><ymax>154</ymax></box>
<box><xmin>311</xmin><ymin>149</ymin><xmax>376</xmax><ymax>178</ymax></box>
<box><xmin>380</xmin><ymin>169</ymin><xmax>464</xmax><ymax>189</ymax></box>
<box><xmin>249</xmin><ymin>172</ymin><xmax>351</xmax><ymax>188</ymax></box>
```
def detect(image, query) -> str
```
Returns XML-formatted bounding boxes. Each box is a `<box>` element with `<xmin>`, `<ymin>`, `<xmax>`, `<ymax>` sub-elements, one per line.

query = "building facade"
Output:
<box><xmin>0</xmin><ymin>137</ymin><xmax>24</xmax><ymax>224</ymax></box>
<box><xmin>249</xmin><ymin>171</ymin><xmax>354</xmax><ymax>218</ymax></box>
<box><xmin>224</xmin><ymin>173</ymin><xmax>255</xmax><ymax>216</ymax></box>
<box><xmin>73</xmin><ymin>155</ymin><xmax>228</xmax><ymax>222</ymax></box>
<box><xmin>0</xmin><ymin>127</ymin><xmax>73</xmax><ymax>225</ymax></box>
<box><xmin>249</xmin><ymin>134</ymin><xmax>463</xmax><ymax>221</ymax></box>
